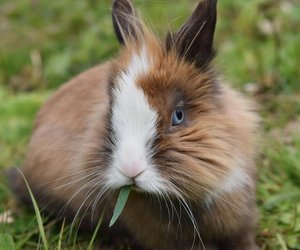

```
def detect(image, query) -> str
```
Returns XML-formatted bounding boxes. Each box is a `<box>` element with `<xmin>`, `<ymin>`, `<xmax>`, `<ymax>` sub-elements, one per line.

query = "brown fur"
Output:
<box><xmin>10</xmin><ymin>0</ymin><xmax>260</xmax><ymax>249</ymax></box>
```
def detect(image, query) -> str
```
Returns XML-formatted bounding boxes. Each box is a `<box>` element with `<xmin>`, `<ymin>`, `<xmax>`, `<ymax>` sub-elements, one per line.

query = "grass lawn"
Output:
<box><xmin>0</xmin><ymin>0</ymin><xmax>300</xmax><ymax>249</ymax></box>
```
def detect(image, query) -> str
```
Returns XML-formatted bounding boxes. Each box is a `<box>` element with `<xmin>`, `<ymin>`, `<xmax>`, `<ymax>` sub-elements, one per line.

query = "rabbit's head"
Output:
<box><xmin>86</xmin><ymin>0</ymin><xmax>258</xmax><ymax>203</ymax></box>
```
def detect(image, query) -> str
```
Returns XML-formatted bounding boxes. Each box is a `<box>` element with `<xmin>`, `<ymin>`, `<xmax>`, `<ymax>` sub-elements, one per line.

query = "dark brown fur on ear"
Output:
<box><xmin>112</xmin><ymin>0</ymin><xmax>143</xmax><ymax>45</ymax></box>
<box><xmin>166</xmin><ymin>0</ymin><xmax>217</xmax><ymax>68</ymax></box>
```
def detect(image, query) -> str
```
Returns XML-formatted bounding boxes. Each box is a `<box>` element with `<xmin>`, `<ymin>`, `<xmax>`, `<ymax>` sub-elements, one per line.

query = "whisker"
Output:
<box><xmin>54</xmin><ymin>170</ymin><xmax>104</xmax><ymax>190</ymax></box>
<box><xmin>68</xmin><ymin>184</ymin><xmax>99</xmax><ymax>242</ymax></box>
<box><xmin>168</xmin><ymin>183</ymin><xmax>205</xmax><ymax>250</ymax></box>
<box><xmin>91</xmin><ymin>184</ymin><xmax>111</xmax><ymax>224</ymax></box>
<box><xmin>42</xmin><ymin>165</ymin><xmax>102</xmax><ymax>187</ymax></box>
<box><xmin>162</xmin><ymin>190</ymin><xmax>183</xmax><ymax>243</ymax></box>
<box><xmin>57</xmin><ymin>177</ymin><xmax>98</xmax><ymax>221</ymax></box>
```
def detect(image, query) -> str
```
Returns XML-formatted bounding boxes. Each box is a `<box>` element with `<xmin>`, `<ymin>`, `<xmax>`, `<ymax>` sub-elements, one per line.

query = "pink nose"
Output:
<box><xmin>122</xmin><ymin>162</ymin><xmax>144</xmax><ymax>178</ymax></box>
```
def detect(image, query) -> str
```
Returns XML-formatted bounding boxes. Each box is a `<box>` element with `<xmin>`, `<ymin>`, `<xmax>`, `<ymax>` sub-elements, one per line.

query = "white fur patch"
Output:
<box><xmin>205</xmin><ymin>159</ymin><xmax>252</xmax><ymax>207</ymax></box>
<box><xmin>106</xmin><ymin>47</ymin><xmax>167</xmax><ymax>194</ymax></box>
<box><xmin>222</xmin><ymin>167</ymin><xmax>251</xmax><ymax>194</ymax></box>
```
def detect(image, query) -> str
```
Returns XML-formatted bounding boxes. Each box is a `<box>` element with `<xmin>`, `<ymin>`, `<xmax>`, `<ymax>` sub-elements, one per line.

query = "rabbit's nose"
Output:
<box><xmin>121</xmin><ymin>161</ymin><xmax>145</xmax><ymax>179</ymax></box>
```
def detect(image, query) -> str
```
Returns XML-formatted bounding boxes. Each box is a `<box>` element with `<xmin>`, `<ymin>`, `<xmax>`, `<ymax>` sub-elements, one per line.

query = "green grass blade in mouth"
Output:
<box><xmin>109</xmin><ymin>185</ymin><xmax>131</xmax><ymax>227</ymax></box>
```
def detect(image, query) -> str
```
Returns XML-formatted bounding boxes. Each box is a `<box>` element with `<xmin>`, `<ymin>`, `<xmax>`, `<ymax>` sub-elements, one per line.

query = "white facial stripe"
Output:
<box><xmin>111</xmin><ymin>46</ymin><xmax>156</xmax><ymax>149</ymax></box>
<box><xmin>107</xmin><ymin>46</ymin><xmax>167</xmax><ymax>193</ymax></box>
<box><xmin>127</xmin><ymin>45</ymin><xmax>150</xmax><ymax>79</ymax></box>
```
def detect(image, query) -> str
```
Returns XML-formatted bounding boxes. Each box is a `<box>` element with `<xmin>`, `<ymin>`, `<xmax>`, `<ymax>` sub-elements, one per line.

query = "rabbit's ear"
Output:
<box><xmin>112</xmin><ymin>0</ymin><xmax>143</xmax><ymax>45</ymax></box>
<box><xmin>166</xmin><ymin>0</ymin><xmax>217</xmax><ymax>68</ymax></box>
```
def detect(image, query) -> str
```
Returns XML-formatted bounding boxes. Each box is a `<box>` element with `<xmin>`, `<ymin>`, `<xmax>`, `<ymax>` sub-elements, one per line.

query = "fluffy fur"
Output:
<box><xmin>9</xmin><ymin>0</ymin><xmax>260</xmax><ymax>249</ymax></box>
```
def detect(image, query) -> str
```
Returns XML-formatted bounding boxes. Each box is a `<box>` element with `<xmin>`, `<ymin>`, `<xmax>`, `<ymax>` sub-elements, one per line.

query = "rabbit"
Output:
<box><xmin>9</xmin><ymin>0</ymin><xmax>260</xmax><ymax>249</ymax></box>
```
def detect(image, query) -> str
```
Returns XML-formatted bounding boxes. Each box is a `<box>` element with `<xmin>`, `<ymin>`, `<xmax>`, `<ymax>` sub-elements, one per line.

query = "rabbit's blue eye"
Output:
<box><xmin>171</xmin><ymin>107</ymin><xmax>184</xmax><ymax>126</ymax></box>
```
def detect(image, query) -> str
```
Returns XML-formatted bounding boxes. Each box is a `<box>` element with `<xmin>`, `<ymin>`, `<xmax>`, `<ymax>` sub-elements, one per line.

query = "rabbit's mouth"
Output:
<box><xmin>131</xmin><ymin>185</ymin><xmax>142</xmax><ymax>192</ymax></box>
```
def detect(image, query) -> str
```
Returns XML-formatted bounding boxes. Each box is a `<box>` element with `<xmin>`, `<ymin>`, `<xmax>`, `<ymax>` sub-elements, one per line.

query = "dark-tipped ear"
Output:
<box><xmin>166</xmin><ymin>0</ymin><xmax>217</xmax><ymax>68</ymax></box>
<box><xmin>112</xmin><ymin>0</ymin><xmax>143</xmax><ymax>45</ymax></box>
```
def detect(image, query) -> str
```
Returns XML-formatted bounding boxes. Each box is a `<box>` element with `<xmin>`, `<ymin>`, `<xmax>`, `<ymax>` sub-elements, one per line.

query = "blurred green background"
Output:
<box><xmin>0</xmin><ymin>0</ymin><xmax>299</xmax><ymax>249</ymax></box>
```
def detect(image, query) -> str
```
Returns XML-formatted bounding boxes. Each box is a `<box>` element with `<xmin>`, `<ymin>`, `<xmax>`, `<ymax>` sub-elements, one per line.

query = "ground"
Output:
<box><xmin>0</xmin><ymin>0</ymin><xmax>299</xmax><ymax>249</ymax></box>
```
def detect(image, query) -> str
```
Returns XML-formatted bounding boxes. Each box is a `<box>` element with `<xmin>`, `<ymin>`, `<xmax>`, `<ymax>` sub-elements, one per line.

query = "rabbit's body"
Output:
<box><xmin>10</xmin><ymin>0</ymin><xmax>260</xmax><ymax>249</ymax></box>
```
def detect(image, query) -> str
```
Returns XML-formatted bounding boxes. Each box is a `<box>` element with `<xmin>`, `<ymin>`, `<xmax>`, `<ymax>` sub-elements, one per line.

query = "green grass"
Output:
<box><xmin>0</xmin><ymin>0</ymin><xmax>299</xmax><ymax>249</ymax></box>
